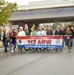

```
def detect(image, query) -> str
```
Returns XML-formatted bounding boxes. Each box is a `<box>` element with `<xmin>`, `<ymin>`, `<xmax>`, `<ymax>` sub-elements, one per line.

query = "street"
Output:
<box><xmin>0</xmin><ymin>47</ymin><xmax>74</xmax><ymax>75</ymax></box>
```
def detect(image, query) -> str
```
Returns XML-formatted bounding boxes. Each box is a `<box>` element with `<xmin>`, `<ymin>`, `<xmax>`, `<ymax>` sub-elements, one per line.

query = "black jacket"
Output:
<box><xmin>55</xmin><ymin>30</ymin><xmax>62</xmax><ymax>35</ymax></box>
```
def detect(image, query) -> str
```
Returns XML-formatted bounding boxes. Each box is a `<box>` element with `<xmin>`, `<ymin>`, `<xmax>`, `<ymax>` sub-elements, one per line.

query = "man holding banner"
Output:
<box><xmin>54</xmin><ymin>25</ymin><xmax>63</xmax><ymax>52</ymax></box>
<box><xmin>37</xmin><ymin>26</ymin><xmax>47</xmax><ymax>52</ymax></box>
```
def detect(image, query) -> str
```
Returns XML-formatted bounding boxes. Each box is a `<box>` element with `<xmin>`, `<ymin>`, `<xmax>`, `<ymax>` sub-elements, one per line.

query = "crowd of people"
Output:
<box><xmin>0</xmin><ymin>24</ymin><xmax>74</xmax><ymax>53</ymax></box>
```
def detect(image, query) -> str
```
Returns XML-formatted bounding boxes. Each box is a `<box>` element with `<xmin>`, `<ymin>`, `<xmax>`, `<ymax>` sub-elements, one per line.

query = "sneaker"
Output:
<box><xmin>38</xmin><ymin>49</ymin><xmax>41</xmax><ymax>52</ymax></box>
<box><xmin>55</xmin><ymin>49</ymin><xmax>58</xmax><ymax>52</ymax></box>
<box><xmin>5</xmin><ymin>50</ymin><xmax>7</xmax><ymax>53</ymax></box>
<box><xmin>12</xmin><ymin>50</ymin><xmax>14</xmax><ymax>53</ymax></box>
<box><xmin>25</xmin><ymin>49</ymin><xmax>28</xmax><ymax>52</ymax></box>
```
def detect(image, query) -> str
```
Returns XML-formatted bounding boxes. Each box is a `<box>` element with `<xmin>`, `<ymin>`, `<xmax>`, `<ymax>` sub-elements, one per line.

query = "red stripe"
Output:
<box><xmin>17</xmin><ymin>36</ymin><xmax>63</xmax><ymax>39</ymax></box>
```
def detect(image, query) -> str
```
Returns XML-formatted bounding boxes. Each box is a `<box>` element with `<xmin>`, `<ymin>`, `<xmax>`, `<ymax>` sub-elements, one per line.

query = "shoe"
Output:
<box><xmin>68</xmin><ymin>50</ymin><xmax>71</xmax><ymax>52</ymax></box>
<box><xmin>44</xmin><ymin>49</ymin><xmax>46</xmax><ymax>52</ymax></box>
<box><xmin>55</xmin><ymin>49</ymin><xmax>58</xmax><ymax>52</ymax></box>
<box><xmin>25</xmin><ymin>51</ymin><xmax>28</xmax><ymax>53</ymax></box>
<box><xmin>12</xmin><ymin>50</ymin><xmax>14</xmax><ymax>53</ymax></box>
<box><xmin>26</xmin><ymin>49</ymin><xmax>28</xmax><ymax>51</ymax></box>
<box><xmin>38</xmin><ymin>50</ymin><xmax>41</xmax><ymax>52</ymax></box>
<box><xmin>5</xmin><ymin>50</ymin><xmax>7</xmax><ymax>53</ymax></box>
<box><xmin>60</xmin><ymin>49</ymin><xmax>62</xmax><ymax>51</ymax></box>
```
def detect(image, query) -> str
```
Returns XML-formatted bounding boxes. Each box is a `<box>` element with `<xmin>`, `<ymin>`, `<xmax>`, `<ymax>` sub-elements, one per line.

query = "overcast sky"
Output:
<box><xmin>6</xmin><ymin>0</ymin><xmax>43</xmax><ymax>5</ymax></box>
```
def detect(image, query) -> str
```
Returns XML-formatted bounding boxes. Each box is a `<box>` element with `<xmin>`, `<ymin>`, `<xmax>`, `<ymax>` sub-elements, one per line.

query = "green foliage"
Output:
<box><xmin>52</xmin><ymin>23</ymin><xmax>60</xmax><ymax>29</ymax></box>
<box><xmin>70</xmin><ymin>22</ymin><xmax>74</xmax><ymax>27</ymax></box>
<box><xmin>0</xmin><ymin>0</ymin><xmax>17</xmax><ymax>25</ymax></box>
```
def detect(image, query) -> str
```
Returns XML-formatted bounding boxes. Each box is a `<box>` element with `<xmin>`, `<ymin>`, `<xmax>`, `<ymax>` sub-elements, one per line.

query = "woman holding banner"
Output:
<box><xmin>18</xmin><ymin>27</ymin><xmax>26</xmax><ymax>52</ymax></box>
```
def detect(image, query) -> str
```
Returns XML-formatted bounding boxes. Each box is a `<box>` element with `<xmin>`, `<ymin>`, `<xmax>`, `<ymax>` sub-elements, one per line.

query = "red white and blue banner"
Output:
<box><xmin>17</xmin><ymin>36</ymin><xmax>63</xmax><ymax>49</ymax></box>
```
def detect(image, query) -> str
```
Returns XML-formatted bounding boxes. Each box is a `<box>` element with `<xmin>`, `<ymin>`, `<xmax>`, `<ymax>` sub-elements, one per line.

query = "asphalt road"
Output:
<box><xmin>0</xmin><ymin>47</ymin><xmax>74</xmax><ymax>75</ymax></box>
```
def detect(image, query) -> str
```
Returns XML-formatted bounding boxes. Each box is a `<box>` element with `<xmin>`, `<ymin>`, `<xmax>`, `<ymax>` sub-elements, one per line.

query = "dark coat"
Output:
<box><xmin>55</xmin><ymin>30</ymin><xmax>62</xmax><ymax>35</ymax></box>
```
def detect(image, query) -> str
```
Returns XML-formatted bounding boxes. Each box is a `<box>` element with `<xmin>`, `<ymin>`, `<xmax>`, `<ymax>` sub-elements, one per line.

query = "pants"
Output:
<box><xmin>3</xmin><ymin>40</ymin><xmax>8</xmax><ymax>52</ymax></box>
<box><xmin>70</xmin><ymin>38</ymin><xmax>73</xmax><ymax>47</ymax></box>
<box><xmin>66</xmin><ymin>39</ymin><xmax>71</xmax><ymax>49</ymax></box>
<box><xmin>73</xmin><ymin>39</ymin><xmax>74</xmax><ymax>47</ymax></box>
<box><xmin>62</xmin><ymin>37</ymin><xmax>67</xmax><ymax>47</ymax></box>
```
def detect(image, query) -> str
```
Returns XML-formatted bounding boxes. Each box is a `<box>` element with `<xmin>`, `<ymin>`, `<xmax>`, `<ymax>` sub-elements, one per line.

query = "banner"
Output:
<box><xmin>17</xmin><ymin>36</ymin><xmax>63</xmax><ymax>49</ymax></box>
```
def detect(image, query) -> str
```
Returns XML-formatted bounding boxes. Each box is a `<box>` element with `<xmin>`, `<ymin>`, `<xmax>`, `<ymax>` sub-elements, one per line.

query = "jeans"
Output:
<box><xmin>62</xmin><ymin>37</ymin><xmax>67</xmax><ymax>47</ymax></box>
<box><xmin>70</xmin><ymin>38</ymin><xmax>73</xmax><ymax>47</ymax></box>
<box><xmin>73</xmin><ymin>38</ymin><xmax>74</xmax><ymax>47</ymax></box>
<box><xmin>3</xmin><ymin>40</ymin><xmax>8</xmax><ymax>52</ymax></box>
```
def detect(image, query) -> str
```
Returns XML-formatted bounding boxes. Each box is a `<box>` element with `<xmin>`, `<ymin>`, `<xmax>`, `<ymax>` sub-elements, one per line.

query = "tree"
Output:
<box><xmin>52</xmin><ymin>23</ymin><xmax>60</xmax><ymax>29</ymax></box>
<box><xmin>0</xmin><ymin>0</ymin><xmax>17</xmax><ymax>26</ymax></box>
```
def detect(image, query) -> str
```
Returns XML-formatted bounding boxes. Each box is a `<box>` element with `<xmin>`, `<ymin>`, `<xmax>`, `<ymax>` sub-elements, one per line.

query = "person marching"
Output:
<box><xmin>65</xmin><ymin>26</ymin><xmax>73</xmax><ymax>52</ymax></box>
<box><xmin>54</xmin><ymin>25</ymin><xmax>63</xmax><ymax>52</ymax></box>
<box><xmin>18</xmin><ymin>27</ymin><xmax>26</xmax><ymax>52</ymax></box>
<box><xmin>30</xmin><ymin>28</ymin><xmax>37</xmax><ymax>36</ymax></box>
<box><xmin>37</xmin><ymin>26</ymin><xmax>47</xmax><ymax>52</ymax></box>
<box><xmin>2</xmin><ymin>29</ymin><xmax>8</xmax><ymax>53</ymax></box>
<box><xmin>10</xmin><ymin>28</ymin><xmax>17</xmax><ymax>53</ymax></box>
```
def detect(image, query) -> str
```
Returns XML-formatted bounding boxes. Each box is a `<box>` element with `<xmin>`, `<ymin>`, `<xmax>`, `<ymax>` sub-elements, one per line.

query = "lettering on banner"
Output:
<box><xmin>28</xmin><ymin>40</ymin><xmax>36</xmax><ymax>44</ymax></box>
<box><xmin>27</xmin><ymin>39</ymin><xmax>52</xmax><ymax>44</ymax></box>
<box><xmin>38</xmin><ymin>40</ymin><xmax>52</xmax><ymax>44</ymax></box>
